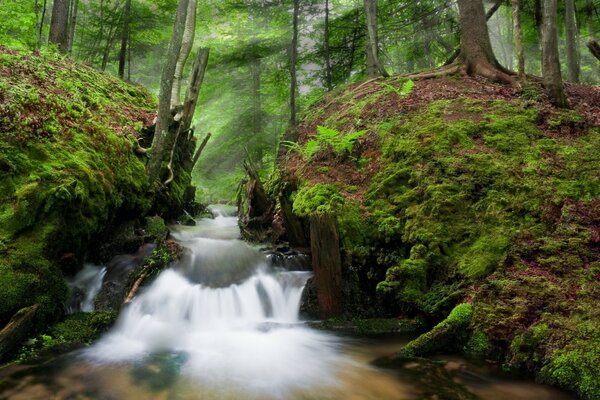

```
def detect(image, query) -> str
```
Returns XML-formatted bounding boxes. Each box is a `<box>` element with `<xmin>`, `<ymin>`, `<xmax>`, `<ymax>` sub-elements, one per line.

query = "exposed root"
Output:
<box><xmin>405</xmin><ymin>64</ymin><xmax>461</xmax><ymax>80</ymax></box>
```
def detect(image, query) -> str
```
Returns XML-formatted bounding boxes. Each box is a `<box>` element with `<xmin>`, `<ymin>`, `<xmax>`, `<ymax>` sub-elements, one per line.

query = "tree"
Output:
<box><xmin>171</xmin><ymin>0</ymin><xmax>198</xmax><ymax>107</ymax></box>
<box><xmin>118</xmin><ymin>0</ymin><xmax>132</xmax><ymax>79</ymax></box>
<box><xmin>290</xmin><ymin>0</ymin><xmax>299</xmax><ymax>127</ymax></box>
<box><xmin>455</xmin><ymin>0</ymin><xmax>512</xmax><ymax>83</ymax></box>
<box><xmin>364</xmin><ymin>0</ymin><xmax>388</xmax><ymax>78</ymax></box>
<box><xmin>147</xmin><ymin>0</ymin><xmax>191</xmax><ymax>183</ymax></box>
<box><xmin>512</xmin><ymin>0</ymin><xmax>525</xmax><ymax>79</ymax></box>
<box><xmin>67</xmin><ymin>0</ymin><xmax>79</xmax><ymax>54</ymax></box>
<box><xmin>587</xmin><ymin>0</ymin><xmax>598</xmax><ymax>76</ymax></box>
<box><xmin>541</xmin><ymin>0</ymin><xmax>568</xmax><ymax>107</ymax></box>
<box><xmin>49</xmin><ymin>0</ymin><xmax>70</xmax><ymax>53</ymax></box>
<box><xmin>324</xmin><ymin>0</ymin><xmax>333</xmax><ymax>91</ymax></box>
<box><xmin>565</xmin><ymin>0</ymin><xmax>580</xmax><ymax>82</ymax></box>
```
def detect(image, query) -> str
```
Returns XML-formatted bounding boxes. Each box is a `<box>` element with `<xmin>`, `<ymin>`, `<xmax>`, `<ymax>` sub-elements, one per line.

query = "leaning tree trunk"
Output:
<box><xmin>0</xmin><ymin>305</ymin><xmax>39</xmax><ymax>360</ymax></box>
<box><xmin>147</xmin><ymin>0</ymin><xmax>191</xmax><ymax>184</ymax></box>
<box><xmin>512</xmin><ymin>0</ymin><xmax>525</xmax><ymax>79</ymax></box>
<box><xmin>565</xmin><ymin>0</ymin><xmax>581</xmax><ymax>83</ymax></box>
<box><xmin>310</xmin><ymin>214</ymin><xmax>342</xmax><ymax>318</ymax></box>
<box><xmin>171</xmin><ymin>0</ymin><xmax>197</xmax><ymax>108</ymax></box>
<box><xmin>364</xmin><ymin>0</ymin><xmax>388</xmax><ymax>78</ymax></box>
<box><xmin>456</xmin><ymin>0</ymin><xmax>513</xmax><ymax>83</ymax></box>
<box><xmin>542</xmin><ymin>0</ymin><xmax>568</xmax><ymax>107</ymax></box>
<box><xmin>49</xmin><ymin>0</ymin><xmax>71</xmax><ymax>53</ymax></box>
<box><xmin>588</xmin><ymin>40</ymin><xmax>600</xmax><ymax>61</ymax></box>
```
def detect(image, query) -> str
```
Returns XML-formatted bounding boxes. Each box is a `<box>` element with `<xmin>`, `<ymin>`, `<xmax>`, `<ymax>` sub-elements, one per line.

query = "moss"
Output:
<box><xmin>465</xmin><ymin>330</ymin><xmax>490</xmax><ymax>355</ymax></box>
<box><xmin>292</xmin><ymin>183</ymin><xmax>344</xmax><ymax>216</ymax></box>
<box><xmin>50</xmin><ymin>311</ymin><xmax>116</xmax><ymax>344</ymax></box>
<box><xmin>145</xmin><ymin>216</ymin><xmax>168</xmax><ymax>242</ymax></box>
<box><xmin>540</xmin><ymin>346</ymin><xmax>600</xmax><ymax>399</ymax></box>
<box><xmin>398</xmin><ymin>303</ymin><xmax>473</xmax><ymax>358</ymax></box>
<box><xmin>0</xmin><ymin>47</ymin><xmax>156</xmax><ymax>330</ymax></box>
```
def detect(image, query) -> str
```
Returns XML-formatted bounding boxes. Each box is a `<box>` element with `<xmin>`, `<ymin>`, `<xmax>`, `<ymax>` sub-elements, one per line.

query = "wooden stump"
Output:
<box><xmin>310</xmin><ymin>213</ymin><xmax>342</xmax><ymax>318</ymax></box>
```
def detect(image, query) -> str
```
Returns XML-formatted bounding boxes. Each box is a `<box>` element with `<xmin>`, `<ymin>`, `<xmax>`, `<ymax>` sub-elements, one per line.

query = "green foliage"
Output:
<box><xmin>465</xmin><ymin>330</ymin><xmax>490</xmax><ymax>355</ymax></box>
<box><xmin>295</xmin><ymin>126</ymin><xmax>368</xmax><ymax>160</ymax></box>
<box><xmin>292</xmin><ymin>184</ymin><xmax>344</xmax><ymax>216</ymax></box>
<box><xmin>0</xmin><ymin>48</ymin><xmax>155</xmax><ymax>326</ymax></box>
<box><xmin>379</xmin><ymin>79</ymin><xmax>415</xmax><ymax>97</ymax></box>
<box><xmin>540</xmin><ymin>346</ymin><xmax>600</xmax><ymax>399</ymax></box>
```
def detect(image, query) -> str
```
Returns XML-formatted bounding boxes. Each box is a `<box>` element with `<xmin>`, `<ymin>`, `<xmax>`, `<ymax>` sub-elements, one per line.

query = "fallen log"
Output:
<box><xmin>0</xmin><ymin>304</ymin><xmax>40</xmax><ymax>360</ymax></box>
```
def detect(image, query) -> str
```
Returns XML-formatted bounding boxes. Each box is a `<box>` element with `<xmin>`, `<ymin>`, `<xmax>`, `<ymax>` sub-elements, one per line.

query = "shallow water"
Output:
<box><xmin>0</xmin><ymin>208</ymin><xmax>575</xmax><ymax>400</ymax></box>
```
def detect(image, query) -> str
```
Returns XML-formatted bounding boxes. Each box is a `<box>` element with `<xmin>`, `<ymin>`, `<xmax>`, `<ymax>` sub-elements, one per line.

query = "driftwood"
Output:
<box><xmin>310</xmin><ymin>213</ymin><xmax>342</xmax><ymax>318</ymax></box>
<box><xmin>123</xmin><ymin>271</ymin><xmax>148</xmax><ymax>305</ymax></box>
<box><xmin>588</xmin><ymin>40</ymin><xmax>600</xmax><ymax>61</ymax></box>
<box><xmin>0</xmin><ymin>304</ymin><xmax>39</xmax><ymax>360</ymax></box>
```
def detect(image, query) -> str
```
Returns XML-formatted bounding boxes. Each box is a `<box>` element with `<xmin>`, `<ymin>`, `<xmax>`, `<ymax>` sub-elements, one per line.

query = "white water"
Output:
<box><xmin>67</xmin><ymin>263</ymin><xmax>106</xmax><ymax>313</ymax></box>
<box><xmin>85</xmin><ymin>209</ymin><xmax>351</xmax><ymax>396</ymax></box>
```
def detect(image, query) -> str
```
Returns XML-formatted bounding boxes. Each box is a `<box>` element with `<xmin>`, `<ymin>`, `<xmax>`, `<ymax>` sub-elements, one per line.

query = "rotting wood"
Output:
<box><xmin>0</xmin><ymin>304</ymin><xmax>40</xmax><ymax>360</ymax></box>
<box><xmin>310</xmin><ymin>213</ymin><xmax>342</xmax><ymax>318</ymax></box>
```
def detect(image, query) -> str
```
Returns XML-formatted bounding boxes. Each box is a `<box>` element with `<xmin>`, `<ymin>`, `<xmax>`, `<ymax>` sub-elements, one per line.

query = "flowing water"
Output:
<box><xmin>0</xmin><ymin>208</ymin><xmax>575</xmax><ymax>400</ymax></box>
<box><xmin>66</xmin><ymin>263</ymin><xmax>107</xmax><ymax>314</ymax></box>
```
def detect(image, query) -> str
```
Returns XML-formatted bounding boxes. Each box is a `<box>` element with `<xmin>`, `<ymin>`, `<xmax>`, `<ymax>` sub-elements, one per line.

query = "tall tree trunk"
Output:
<box><xmin>118</xmin><ymin>0</ymin><xmax>132</xmax><ymax>79</ymax></box>
<box><xmin>35</xmin><ymin>0</ymin><xmax>42</xmax><ymax>48</ymax></box>
<box><xmin>49</xmin><ymin>0</ymin><xmax>71</xmax><ymax>53</ymax></box>
<box><xmin>290</xmin><ymin>0</ymin><xmax>299</xmax><ymax>128</ymax></box>
<box><xmin>324</xmin><ymin>0</ymin><xmax>333</xmax><ymax>91</ymax></box>
<box><xmin>542</xmin><ymin>0</ymin><xmax>568</xmax><ymax>107</ymax></box>
<box><xmin>251</xmin><ymin>56</ymin><xmax>262</xmax><ymax>136</ymax></box>
<box><xmin>147</xmin><ymin>0</ymin><xmax>191</xmax><ymax>184</ymax></box>
<box><xmin>512</xmin><ymin>0</ymin><xmax>525</xmax><ymax>79</ymax></box>
<box><xmin>38</xmin><ymin>0</ymin><xmax>47</xmax><ymax>46</ymax></box>
<box><xmin>565</xmin><ymin>0</ymin><xmax>581</xmax><ymax>82</ymax></box>
<box><xmin>588</xmin><ymin>0</ymin><xmax>598</xmax><ymax>77</ymax></box>
<box><xmin>364</xmin><ymin>0</ymin><xmax>388</xmax><ymax>78</ymax></box>
<box><xmin>456</xmin><ymin>0</ymin><xmax>513</xmax><ymax>83</ymax></box>
<box><xmin>171</xmin><ymin>0</ymin><xmax>198</xmax><ymax>108</ymax></box>
<box><xmin>67</xmin><ymin>0</ymin><xmax>79</xmax><ymax>54</ymax></box>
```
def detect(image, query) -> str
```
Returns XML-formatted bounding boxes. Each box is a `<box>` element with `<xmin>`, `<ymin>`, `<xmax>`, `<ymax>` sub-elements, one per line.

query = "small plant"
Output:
<box><xmin>380</xmin><ymin>79</ymin><xmax>415</xmax><ymax>98</ymax></box>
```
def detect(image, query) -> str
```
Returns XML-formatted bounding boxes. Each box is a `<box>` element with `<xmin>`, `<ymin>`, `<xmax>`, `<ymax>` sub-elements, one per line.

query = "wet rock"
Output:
<box><xmin>94</xmin><ymin>243</ymin><xmax>156</xmax><ymax>312</ymax></box>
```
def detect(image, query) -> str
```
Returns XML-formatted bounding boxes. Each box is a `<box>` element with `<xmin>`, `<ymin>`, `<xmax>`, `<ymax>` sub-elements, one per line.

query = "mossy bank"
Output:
<box><xmin>0</xmin><ymin>47</ymin><xmax>187</xmax><ymax>355</ymax></box>
<box><xmin>275</xmin><ymin>76</ymin><xmax>600</xmax><ymax>398</ymax></box>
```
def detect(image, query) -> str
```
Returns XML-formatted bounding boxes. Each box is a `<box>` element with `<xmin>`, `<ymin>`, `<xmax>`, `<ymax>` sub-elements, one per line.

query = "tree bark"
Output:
<box><xmin>364</xmin><ymin>0</ymin><xmax>388</xmax><ymax>78</ymax></box>
<box><xmin>444</xmin><ymin>0</ymin><xmax>503</xmax><ymax>66</ymax></box>
<box><xmin>324</xmin><ymin>0</ymin><xmax>333</xmax><ymax>91</ymax></box>
<box><xmin>118</xmin><ymin>0</ymin><xmax>132</xmax><ymax>79</ymax></box>
<box><xmin>565</xmin><ymin>0</ymin><xmax>581</xmax><ymax>82</ymax></box>
<box><xmin>290</xmin><ymin>0</ymin><xmax>299</xmax><ymax>128</ymax></box>
<box><xmin>49</xmin><ymin>0</ymin><xmax>71</xmax><ymax>53</ymax></box>
<box><xmin>588</xmin><ymin>0</ymin><xmax>599</xmax><ymax>76</ymax></box>
<box><xmin>147</xmin><ymin>0</ymin><xmax>191</xmax><ymax>184</ymax></box>
<box><xmin>191</xmin><ymin>132</ymin><xmax>211</xmax><ymax>169</ymax></box>
<box><xmin>588</xmin><ymin>40</ymin><xmax>600</xmax><ymax>61</ymax></box>
<box><xmin>38</xmin><ymin>0</ymin><xmax>47</xmax><ymax>46</ymax></box>
<box><xmin>310</xmin><ymin>214</ymin><xmax>342</xmax><ymax>318</ymax></box>
<box><xmin>542</xmin><ymin>0</ymin><xmax>568</xmax><ymax>107</ymax></box>
<box><xmin>456</xmin><ymin>0</ymin><xmax>513</xmax><ymax>83</ymax></box>
<box><xmin>512</xmin><ymin>0</ymin><xmax>525</xmax><ymax>79</ymax></box>
<box><xmin>67</xmin><ymin>0</ymin><xmax>79</xmax><ymax>54</ymax></box>
<box><xmin>171</xmin><ymin>0</ymin><xmax>198</xmax><ymax>108</ymax></box>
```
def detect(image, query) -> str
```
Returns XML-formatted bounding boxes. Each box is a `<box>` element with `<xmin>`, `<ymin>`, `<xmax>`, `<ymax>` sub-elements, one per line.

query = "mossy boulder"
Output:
<box><xmin>0</xmin><ymin>47</ymin><xmax>156</xmax><ymax>339</ymax></box>
<box><xmin>277</xmin><ymin>75</ymin><xmax>600</xmax><ymax>398</ymax></box>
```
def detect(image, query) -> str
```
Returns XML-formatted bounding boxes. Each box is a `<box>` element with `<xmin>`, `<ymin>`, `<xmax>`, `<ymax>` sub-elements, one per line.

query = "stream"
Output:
<box><xmin>0</xmin><ymin>208</ymin><xmax>574</xmax><ymax>400</ymax></box>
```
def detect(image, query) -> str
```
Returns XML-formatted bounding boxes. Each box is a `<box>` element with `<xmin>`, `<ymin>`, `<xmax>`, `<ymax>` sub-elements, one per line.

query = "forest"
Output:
<box><xmin>0</xmin><ymin>0</ymin><xmax>599</xmax><ymax>399</ymax></box>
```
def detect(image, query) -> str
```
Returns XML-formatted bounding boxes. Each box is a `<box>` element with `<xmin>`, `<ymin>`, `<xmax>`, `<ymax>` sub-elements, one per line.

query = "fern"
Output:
<box><xmin>379</xmin><ymin>79</ymin><xmax>414</xmax><ymax>98</ymax></box>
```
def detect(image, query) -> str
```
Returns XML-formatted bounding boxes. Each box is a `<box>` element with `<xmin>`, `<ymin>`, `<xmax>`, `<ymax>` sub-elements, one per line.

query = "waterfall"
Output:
<box><xmin>85</xmin><ymin>208</ymin><xmax>349</xmax><ymax>395</ymax></box>
<box><xmin>66</xmin><ymin>263</ymin><xmax>106</xmax><ymax>314</ymax></box>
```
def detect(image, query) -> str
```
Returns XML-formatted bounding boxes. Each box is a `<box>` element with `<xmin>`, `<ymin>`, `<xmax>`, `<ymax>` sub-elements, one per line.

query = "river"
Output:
<box><xmin>0</xmin><ymin>207</ymin><xmax>574</xmax><ymax>399</ymax></box>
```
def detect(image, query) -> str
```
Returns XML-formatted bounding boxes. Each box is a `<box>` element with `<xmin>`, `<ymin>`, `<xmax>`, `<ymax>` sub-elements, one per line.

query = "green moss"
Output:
<box><xmin>465</xmin><ymin>330</ymin><xmax>490</xmax><ymax>355</ymax></box>
<box><xmin>540</xmin><ymin>346</ymin><xmax>600</xmax><ymax>399</ymax></box>
<box><xmin>0</xmin><ymin>48</ymin><xmax>156</xmax><ymax>329</ymax></box>
<box><xmin>292</xmin><ymin>183</ymin><xmax>344</xmax><ymax>216</ymax></box>
<box><xmin>50</xmin><ymin>312</ymin><xmax>116</xmax><ymax>344</ymax></box>
<box><xmin>145</xmin><ymin>216</ymin><xmax>168</xmax><ymax>242</ymax></box>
